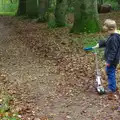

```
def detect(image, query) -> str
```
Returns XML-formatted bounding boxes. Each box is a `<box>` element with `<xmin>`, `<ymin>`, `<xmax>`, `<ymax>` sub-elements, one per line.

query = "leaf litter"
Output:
<box><xmin>0</xmin><ymin>12</ymin><xmax>120</xmax><ymax>119</ymax></box>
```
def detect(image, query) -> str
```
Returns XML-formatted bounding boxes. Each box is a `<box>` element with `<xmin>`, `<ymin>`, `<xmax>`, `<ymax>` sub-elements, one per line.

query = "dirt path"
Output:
<box><xmin>0</xmin><ymin>16</ymin><xmax>120</xmax><ymax>120</ymax></box>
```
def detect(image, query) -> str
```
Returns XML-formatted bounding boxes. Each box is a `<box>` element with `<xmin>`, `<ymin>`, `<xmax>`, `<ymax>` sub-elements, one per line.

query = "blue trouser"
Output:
<box><xmin>106</xmin><ymin>65</ymin><xmax>117</xmax><ymax>92</ymax></box>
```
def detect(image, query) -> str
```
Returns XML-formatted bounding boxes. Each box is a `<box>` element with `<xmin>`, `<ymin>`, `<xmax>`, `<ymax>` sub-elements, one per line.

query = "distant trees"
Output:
<box><xmin>17</xmin><ymin>0</ymin><xmax>48</xmax><ymax>22</ymax></box>
<box><xmin>10</xmin><ymin>0</ymin><xmax>18</xmax><ymax>3</ymax></box>
<box><xmin>117</xmin><ymin>0</ymin><xmax>120</xmax><ymax>6</ymax></box>
<box><xmin>10</xmin><ymin>0</ymin><xmax>13</xmax><ymax>3</ymax></box>
<box><xmin>16</xmin><ymin>0</ymin><xmax>100</xmax><ymax>33</ymax></box>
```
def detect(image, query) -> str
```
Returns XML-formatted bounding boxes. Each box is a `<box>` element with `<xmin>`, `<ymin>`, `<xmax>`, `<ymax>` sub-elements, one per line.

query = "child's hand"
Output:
<box><xmin>92</xmin><ymin>43</ymin><xmax>99</xmax><ymax>49</ymax></box>
<box><xmin>106</xmin><ymin>63</ymin><xmax>110</xmax><ymax>67</ymax></box>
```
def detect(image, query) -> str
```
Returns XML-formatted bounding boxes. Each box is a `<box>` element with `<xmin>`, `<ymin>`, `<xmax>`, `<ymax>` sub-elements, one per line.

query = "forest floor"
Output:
<box><xmin>0</xmin><ymin>12</ymin><xmax>120</xmax><ymax>120</ymax></box>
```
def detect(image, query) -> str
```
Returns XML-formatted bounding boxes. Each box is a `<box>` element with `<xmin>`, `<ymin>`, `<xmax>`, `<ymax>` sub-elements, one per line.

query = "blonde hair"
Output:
<box><xmin>103</xmin><ymin>19</ymin><xmax>117</xmax><ymax>31</ymax></box>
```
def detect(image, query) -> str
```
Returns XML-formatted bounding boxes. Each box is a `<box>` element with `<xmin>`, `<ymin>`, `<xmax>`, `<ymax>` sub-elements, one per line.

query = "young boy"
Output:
<box><xmin>94</xmin><ymin>19</ymin><xmax>120</xmax><ymax>93</ymax></box>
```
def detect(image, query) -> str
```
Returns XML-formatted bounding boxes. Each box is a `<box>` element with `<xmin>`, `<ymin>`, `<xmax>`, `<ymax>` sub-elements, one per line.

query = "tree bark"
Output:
<box><xmin>37</xmin><ymin>0</ymin><xmax>49</xmax><ymax>22</ymax></box>
<box><xmin>10</xmin><ymin>0</ymin><xmax>13</xmax><ymax>3</ymax></box>
<box><xmin>117</xmin><ymin>0</ymin><xmax>120</xmax><ymax>7</ymax></box>
<box><xmin>48</xmin><ymin>0</ymin><xmax>56</xmax><ymax>27</ymax></box>
<box><xmin>71</xmin><ymin>0</ymin><xmax>100</xmax><ymax>33</ymax></box>
<box><xmin>98</xmin><ymin>0</ymin><xmax>104</xmax><ymax>5</ymax></box>
<box><xmin>55</xmin><ymin>0</ymin><xmax>68</xmax><ymax>27</ymax></box>
<box><xmin>17</xmin><ymin>0</ymin><xmax>26</xmax><ymax>15</ymax></box>
<box><xmin>26</xmin><ymin>0</ymin><xmax>38</xmax><ymax>17</ymax></box>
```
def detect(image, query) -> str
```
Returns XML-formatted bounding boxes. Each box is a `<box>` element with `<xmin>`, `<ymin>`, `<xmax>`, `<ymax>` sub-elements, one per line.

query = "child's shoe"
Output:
<box><xmin>104</xmin><ymin>87</ymin><xmax>112</xmax><ymax>94</ymax></box>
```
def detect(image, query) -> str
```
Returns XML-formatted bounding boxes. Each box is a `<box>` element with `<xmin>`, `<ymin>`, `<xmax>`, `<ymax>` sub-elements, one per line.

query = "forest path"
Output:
<box><xmin>0</xmin><ymin>16</ymin><xmax>119</xmax><ymax>120</ymax></box>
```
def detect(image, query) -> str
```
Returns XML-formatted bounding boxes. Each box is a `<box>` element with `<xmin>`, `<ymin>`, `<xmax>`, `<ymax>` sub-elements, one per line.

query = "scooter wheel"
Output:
<box><xmin>97</xmin><ymin>86</ymin><xmax>105</xmax><ymax>95</ymax></box>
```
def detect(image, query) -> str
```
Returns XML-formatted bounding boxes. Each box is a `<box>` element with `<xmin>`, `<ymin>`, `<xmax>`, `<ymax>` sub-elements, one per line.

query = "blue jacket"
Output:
<box><xmin>99</xmin><ymin>33</ymin><xmax>120</xmax><ymax>65</ymax></box>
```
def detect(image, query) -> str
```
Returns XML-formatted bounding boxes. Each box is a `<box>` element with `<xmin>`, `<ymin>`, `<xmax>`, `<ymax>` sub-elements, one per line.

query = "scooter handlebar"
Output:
<box><xmin>84</xmin><ymin>47</ymin><xmax>93</xmax><ymax>51</ymax></box>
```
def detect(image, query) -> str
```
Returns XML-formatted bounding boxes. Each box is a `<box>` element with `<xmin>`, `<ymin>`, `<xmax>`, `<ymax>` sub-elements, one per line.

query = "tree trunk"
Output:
<box><xmin>10</xmin><ymin>0</ymin><xmax>13</xmax><ymax>3</ymax></box>
<box><xmin>117</xmin><ymin>0</ymin><xmax>120</xmax><ymax>7</ymax></box>
<box><xmin>17</xmin><ymin>0</ymin><xmax>26</xmax><ymax>15</ymax></box>
<box><xmin>68</xmin><ymin>0</ymin><xmax>72</xmax><ymax>7</ymax></box>
<box><xmin>71</xmin><ymin>0</ymin><xmax>100</xmax><ymax>33</ymax></box>
<box><xmin>37</xmin><ymin>0</ymin><xmax>49</xmax><ymax>22</ymax></box>
<box><xmin>98</xmin><ymin>0</ymin><xmax>104</xmax><ymax>5</ymax></box>
<box><xmin>26</xmin><ymin>0</ymin><xmax>38</xmax><ymax>17</ymax></box>
<box><xmin>55</xmin><ymin>0</ymin><xmax>68</xmax><ymax>27</ymax></box>
<box><xmin>48</xmin><ymin>0</ymin><xmax>56</xmax><ymax>27</ymax></box>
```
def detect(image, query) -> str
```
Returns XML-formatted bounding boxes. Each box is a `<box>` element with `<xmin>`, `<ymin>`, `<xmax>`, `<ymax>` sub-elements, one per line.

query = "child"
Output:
<box><xmin>94</xmin><ymin>19</ymin><xmax>120</xmax><ymax>93</ymax></box>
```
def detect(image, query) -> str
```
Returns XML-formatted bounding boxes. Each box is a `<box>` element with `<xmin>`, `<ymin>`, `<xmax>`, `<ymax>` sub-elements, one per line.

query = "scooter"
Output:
<box><xmin>84</xmin><ymin>47</ymin><xmax>105</xmax><ymax>95</ymax></box>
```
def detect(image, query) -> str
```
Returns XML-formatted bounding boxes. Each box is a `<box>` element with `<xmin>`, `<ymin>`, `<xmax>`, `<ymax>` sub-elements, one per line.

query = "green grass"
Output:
<box><xmin>71</xmin><ymin>35</ymin><xmax>101</xmax><ymax>47</ymax></box>
<box><xmin>83</xmin><ymin>36</ymin><xmax>100</xmax><ymax>48</ymax></box>
<box><xmin>0</xmin><ymin>12</ymin><xmax>16</xmax><ymax>16</ymax></box>
<box><xmin>0</xmin><ymin>93</ymin><xmax>21</xmax><ymax>120</ymax></box>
